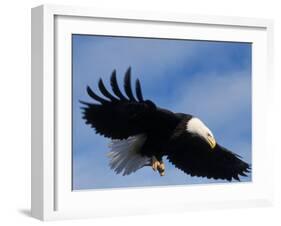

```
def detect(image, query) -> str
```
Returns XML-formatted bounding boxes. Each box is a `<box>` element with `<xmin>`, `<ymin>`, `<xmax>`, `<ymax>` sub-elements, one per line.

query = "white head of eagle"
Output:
<box><xmin>186</xmin><ymin>117</ymin><xmax>216</xmax><ymax>149</ymax></box>
<box><xmin>80</xmin><ymin>67</ymin><xmax>250</xmax><ymax>181</ymax></box>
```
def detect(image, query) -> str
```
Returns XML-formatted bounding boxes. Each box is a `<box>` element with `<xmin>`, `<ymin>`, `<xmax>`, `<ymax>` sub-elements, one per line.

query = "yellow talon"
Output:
<box><xmin>151</xmin><ymin>156</ymin><xmax>160</xmax><ymax>171</ymax></box>
<box><xmin>158</xmin><ymin>161</ymin><xmax>165</xmax><ymax>176</ymax></box>
<box><xmin>159</xmin><ymin>162</ymin><xmax>165</xmax><ymax>170</ymax></box>
<box><xmin>151</xmin><ymin>156</ymin><xmax>165</xmax><ymax>176</ymax></box>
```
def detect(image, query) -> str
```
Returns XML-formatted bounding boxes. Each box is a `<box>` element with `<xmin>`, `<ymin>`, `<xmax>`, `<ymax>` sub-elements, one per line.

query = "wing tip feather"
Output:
<box><xmin>124</xmin><ymin>67</ymin><xmax>136</xmax><ymax>101</ymax></box>
<box><xmin>135</xmin><ymin>79</ymin><xmax>144</xmax><ymax>102</ymax></box>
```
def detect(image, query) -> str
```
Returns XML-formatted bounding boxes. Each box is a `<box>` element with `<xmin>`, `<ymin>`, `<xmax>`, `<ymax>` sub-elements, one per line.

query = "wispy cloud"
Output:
<box><xmin>173</xmin><ymin>70</ymin><xmax>251</xmax><ymax>130</ymax></box>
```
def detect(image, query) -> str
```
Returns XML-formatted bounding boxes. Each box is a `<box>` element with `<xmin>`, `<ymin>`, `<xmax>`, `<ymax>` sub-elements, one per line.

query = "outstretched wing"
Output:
<box><xmin>80</xmin><ymin>68</ymin><xmax>175</xmax><ymax>140</ymax></box>
<box><xmin>166</xmin><ymin>132</ymin><xmax>251</xmax><ymax>181</ymax></box>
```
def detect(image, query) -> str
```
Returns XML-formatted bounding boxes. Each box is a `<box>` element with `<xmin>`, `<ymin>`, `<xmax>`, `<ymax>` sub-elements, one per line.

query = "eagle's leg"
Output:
<box><xmin>151</xmin><ymin>156</ymin><xmax>165</xmax><ymax>176</ymax></box>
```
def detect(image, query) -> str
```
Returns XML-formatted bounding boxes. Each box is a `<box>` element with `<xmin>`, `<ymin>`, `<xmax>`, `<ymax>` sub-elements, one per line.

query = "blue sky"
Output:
<box><xmin>72</xmin><ymin>35</ymin><xmax>252</xmax><ymax>190</ymax></box>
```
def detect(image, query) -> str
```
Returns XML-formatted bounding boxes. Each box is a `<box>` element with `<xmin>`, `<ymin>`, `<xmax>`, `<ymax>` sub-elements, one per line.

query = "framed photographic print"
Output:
<box><xmin>31</xmin><ymin>4</ymin><xmax>274</xmax><ymax>221</ymax></box>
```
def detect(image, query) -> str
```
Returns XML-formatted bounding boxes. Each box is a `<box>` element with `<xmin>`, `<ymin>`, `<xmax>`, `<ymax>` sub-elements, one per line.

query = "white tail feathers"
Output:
<box><xmin>107</xmin><ymin>134</ymin><xmax>150</xmax><ymax>175</ymax></box>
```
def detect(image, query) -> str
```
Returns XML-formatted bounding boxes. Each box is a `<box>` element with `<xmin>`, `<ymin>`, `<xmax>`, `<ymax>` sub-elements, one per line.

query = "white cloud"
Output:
<box><xmin>172</xmin><ymin>70</ymin><xmax>251</xmax><ymax>129</ymax></box>
<box><xmin>73</xmin><ymin>36</ymin><xmax>205</xmax><ymax>86</ymax></box>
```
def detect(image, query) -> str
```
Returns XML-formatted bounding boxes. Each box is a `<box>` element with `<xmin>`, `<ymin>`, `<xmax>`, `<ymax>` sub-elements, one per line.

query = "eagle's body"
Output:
<box><xmin>81</xmin><ymin>68</ymin><xmax>250</xmax><ymax>181</ymax></box>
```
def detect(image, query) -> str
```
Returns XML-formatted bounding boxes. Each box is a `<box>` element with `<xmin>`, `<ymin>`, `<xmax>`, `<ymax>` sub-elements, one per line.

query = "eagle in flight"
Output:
<box><xmin>80</xmin><ymin>67</ymin><xmax>251</xmax><ymax>181</ymax></box>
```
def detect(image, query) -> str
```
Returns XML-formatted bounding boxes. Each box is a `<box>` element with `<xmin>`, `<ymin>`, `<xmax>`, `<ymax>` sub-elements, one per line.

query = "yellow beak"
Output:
<box><xmin>207</xmin><ymin>136</ymin><xmax>216</xmax><ymax>149</ymax></box>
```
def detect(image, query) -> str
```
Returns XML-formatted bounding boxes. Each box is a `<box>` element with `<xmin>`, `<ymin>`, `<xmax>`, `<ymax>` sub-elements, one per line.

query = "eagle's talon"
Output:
<box><xmin>158</xmin><ymin>161</ymin><xmax>165</xmax><ymax>171</ymax></box>
<box><xmin>151</xmin><ymin>157</ymin><xmax>165</xmax><ymax>176</ymax></box>
<box><xmin>151</xmin><ymin>156</ymin><xmax>161</xmax><ymax>172</ymax></box>
<box><xmin>158</xmin><ymin>161</ymin><xmax>165</xmax><ymax>176</ymax></box>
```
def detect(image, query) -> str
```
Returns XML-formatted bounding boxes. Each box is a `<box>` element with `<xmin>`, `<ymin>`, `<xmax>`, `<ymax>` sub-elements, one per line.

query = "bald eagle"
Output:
<box><xmin>80</xmin><ymin>68</ymin><xmax>250</xmax><ymax>181</ymax></box>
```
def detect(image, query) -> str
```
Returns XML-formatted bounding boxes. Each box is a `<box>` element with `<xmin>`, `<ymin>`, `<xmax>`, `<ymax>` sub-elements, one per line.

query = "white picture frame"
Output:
<box><xmin>31</xmin><ymin>4</ymin><xmax>274</xmax><ymax>221</ymax></box>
